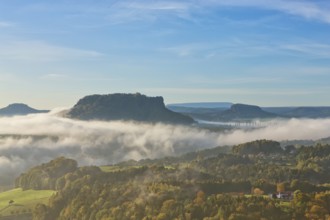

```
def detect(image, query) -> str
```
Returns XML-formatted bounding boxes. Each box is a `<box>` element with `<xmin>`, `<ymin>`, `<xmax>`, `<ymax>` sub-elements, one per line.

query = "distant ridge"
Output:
<box><xmin>168</xmin><ymin>102</ymin><xmax>330</xmax><ymax>121</ymax></box>
<box><xmin>66</xmin><ymin>93</ymin><xmax>195</xmax><ymax>124</ymax></box>
<box><xmin>0</xmin><ymin>103</ymin><xmax>49</xmax><ymax>116</ymax></box>
<box><xmin>168</xmin><ymin>103</ymin><xmax>279</xmax><ymax>121</ymax></box>
<box><xmin>167</xmin><ymin>102</ymin><xmax>233</xmax><ymax>108</ymax></box>
<box><xmin>264</xmin><ymin>107</ymin><xmax>330</xmax><ymax>118</ymax></box>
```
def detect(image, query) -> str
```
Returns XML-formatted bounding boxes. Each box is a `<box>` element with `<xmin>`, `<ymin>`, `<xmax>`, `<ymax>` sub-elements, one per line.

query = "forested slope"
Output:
<box><xmin>13</xmin><ymin>140</ymin><xmax>330</xmax><ymax>220</ymax></box>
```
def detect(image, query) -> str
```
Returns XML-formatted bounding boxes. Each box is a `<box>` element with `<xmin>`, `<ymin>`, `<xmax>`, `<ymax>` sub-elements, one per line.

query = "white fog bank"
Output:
<box><xmin>1</xmin><ymin>110</ymin><xmax>330</xmax><ymax>185</ymax></box>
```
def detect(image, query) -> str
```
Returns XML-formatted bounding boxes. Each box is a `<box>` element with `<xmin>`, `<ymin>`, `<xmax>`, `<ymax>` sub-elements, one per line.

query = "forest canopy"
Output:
<box><xmin>10</xmin><ymin>140</ymin><xmax>330</xmax><ymax>220</ymax></box>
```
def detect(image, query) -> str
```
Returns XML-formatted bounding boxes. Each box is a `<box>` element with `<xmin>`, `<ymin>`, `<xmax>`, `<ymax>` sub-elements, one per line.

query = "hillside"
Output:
<box><xmin>12</xmin><ymin>140</ymin><xmax>330</xmax><ymax>220</ymax></box>
<box><xmin>66</xmin><ymin>93</ymin><xmax>194</xmax><ymax>124</ymax></box>
<box><xmin>0</xmin><ymin>104</ymin><xmax>48</xmax><ymax>116</ymax></box>
<box><xmin>0</xmin><ymin>188</ymin><xmax>54</xmax><ymax>219</ymax></box>
<box><xmin>216</xmin><ymin>103</ymin><xmax>278</xmax><ymax>121</ymax></box>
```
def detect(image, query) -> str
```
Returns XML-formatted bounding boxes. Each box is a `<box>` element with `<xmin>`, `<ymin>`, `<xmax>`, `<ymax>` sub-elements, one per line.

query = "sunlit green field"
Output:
<box><xmin>0</xmin><ymin>188</ymin><xmax>55</xmax><ymax>216</ymax></box>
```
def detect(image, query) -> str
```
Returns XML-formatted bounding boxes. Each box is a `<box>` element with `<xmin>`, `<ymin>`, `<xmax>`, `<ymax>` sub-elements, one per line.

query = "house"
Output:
<box><xmin>269</xmin><ymin>192</ymin><xmax>293</xmax><ymax>200</ymax></box>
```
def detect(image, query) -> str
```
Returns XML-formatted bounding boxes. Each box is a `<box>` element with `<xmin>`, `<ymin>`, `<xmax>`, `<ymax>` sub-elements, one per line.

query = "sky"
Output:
<box><xmin>1</xmin><ymin>0</ymin><xmax>330</xmax><ymax>109</ymax></box>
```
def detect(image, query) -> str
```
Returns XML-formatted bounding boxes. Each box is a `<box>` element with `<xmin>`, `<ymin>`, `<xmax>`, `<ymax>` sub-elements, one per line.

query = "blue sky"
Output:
<box><xmin>1</xmin><ymin>0</ymin><xmax>330</xmax><ymax>108</ymax></box>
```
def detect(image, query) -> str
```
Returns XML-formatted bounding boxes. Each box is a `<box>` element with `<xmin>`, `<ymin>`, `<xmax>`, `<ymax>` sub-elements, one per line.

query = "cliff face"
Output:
<box><xmin>66</xmin><ymin>93</ymin><xmax>195</xmax><ymax>124</ymax></box>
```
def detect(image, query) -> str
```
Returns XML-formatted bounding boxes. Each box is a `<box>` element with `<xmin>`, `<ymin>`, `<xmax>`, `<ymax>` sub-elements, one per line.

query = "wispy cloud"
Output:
<box><xmin>161</xmin><ymin>43</ymin><xmax>213</xmax><ymax>57</ymax></box>
<box><xmin>125</xmin><ymin>1</ymin><xmax>190</xmax><ymax>11</ymax></box>
<box><xmin>103</xmin><ymin>1</ymin><xmax>193</xmax><ymax>24</ymax></box>
<box><xmin>205</xmin><ymin>0</ymin><xmax>330</xmax><ymax>24</ymax></box>
<box><xmin>274</xmin><ymin>0</ymin><xmax>330</xmax><ymax>24</ymax></box>
<box><xmin>0</xmin><ymin>21</ymin><xmax>14</xmax><ymax>28</ymax></box>
<box><xmin>110</xmin><ymin>0</ymin><xmax>330</xmax><ymax>24</ymax></box>
<box><xmin>160</xmin><ymin>40</ymin><xmax>271</xmax><ymax>58</ymax></box>
<box><xmin>13</xmin><ymin>0</ymin><xmax>330</xmax><ymax>26</ymax></box>
<box><xmin>281</xmin><ymin>43</ymin><xmax>330</xmax><ymax>58</ymax></box>
<box><xmin>247</xmin><ymin>66</ymin><xmax>330</xmax><ymax>77</ymax></box>
<box><xmin>15</xmin><ymin>0</ymin><xmax>330</xmax><ymax>27</ymax></box>
<box><xmin>161</xmin><ymin>38</ymin><xmax>330</xmax><ymax>60</ymax></box>
<box><xmin>40</xmin><ymin>74</ymin><xmax>122</xmax><ymax>82</ymax></box>
<box><xmin>143</xmin><ymin>87</ymin><xmax>328</xmax><ymax>96</ymax></box>
<box><xmin>222</xmin><ymin>15</ymin><xmax>280</xmax><ymax>27</ymax></box>
<box><xmin>40</xmin><ymin>74</ymin><xmax>69</xmax><ymax>80</ymax></box>
<box><xmin>0</xmin><ymin>40</ymin><xmax>104</xmax><ymax>62</ymax></box>
<box><xmin>187</xmin><ymin>76</ymin><xmax>283</xmax><ymax>85</ymax></box>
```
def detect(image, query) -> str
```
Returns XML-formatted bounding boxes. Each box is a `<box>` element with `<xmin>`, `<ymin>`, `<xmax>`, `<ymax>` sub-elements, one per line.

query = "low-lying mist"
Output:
<box><xmin>1</xmin><ymin>109</ymin><xmax>330</xmax><ymax>185</ymax></box>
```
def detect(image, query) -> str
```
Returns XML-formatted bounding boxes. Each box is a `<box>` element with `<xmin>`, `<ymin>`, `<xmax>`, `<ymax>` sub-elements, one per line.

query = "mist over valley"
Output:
<box><xmin>1</xmin><ymin>94</ymin><xmax>330</xmax><ymax>188</ymax></box>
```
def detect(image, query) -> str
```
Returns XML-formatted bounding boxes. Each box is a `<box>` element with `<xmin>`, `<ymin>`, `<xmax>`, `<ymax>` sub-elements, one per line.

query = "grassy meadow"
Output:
<box><xmin>0</xmin><ymin>188</ymin><xmax>54</xmax><ymax>217</ymax></box>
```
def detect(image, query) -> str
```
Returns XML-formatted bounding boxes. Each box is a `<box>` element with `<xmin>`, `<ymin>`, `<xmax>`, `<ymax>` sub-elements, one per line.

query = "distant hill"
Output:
<box><xmin>167</xmin><ymin>102</ymin><xmax>233</xmax><ymax>108</ymax></box>
<box><xmin>66</xmin><ymin>93</ymin><xmax>195</xmax><ymax>124</ymax></box>
<box><xmin>264</xmin><ymin>107</ymin><xmax>330</xmax><ymax>118</ymax></box>
<box><xmin>216</xmin><ymin>104</ymin><xmax>278</xmax><ymax>121</ymax></box>
<box><xmin>167</xmin><ymin>103</ymin><xmax>232</xmax><ymax>122</ymax></box>
<box><xmin>168</xmin><ymin>104</ymin><xmax>330</xmax><ymax>122</ymax></box>
<box><xmin>168</xmin><ymin>103</ymin><xmax>279</xmax><ymax>122</ymax></box>
<box><xmin>261</xmin><ymin>107</ymin><xmax>297</xmax><ymax>115</ymax></box>
<box><xmin>166</xmin><ymin>106</ymin><xmax>228</xmax><ymax>121</ymax></box>
<box><xmin>0</xmin><ymin>103</ymin><xmax>49</xmax><ymax>116</ymax></box>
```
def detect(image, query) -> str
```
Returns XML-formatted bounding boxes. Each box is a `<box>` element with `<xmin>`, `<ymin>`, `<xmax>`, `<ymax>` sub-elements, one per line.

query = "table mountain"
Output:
<box><xmin>0</xmin><ymin>103</ymin><xmax>49</xmax><ymax>116</ymax></box>
<box><xmin>66</xmin><ymin>93</ymin><xmax>195</xmax><ymax>124</ymax></box>
<box><xmin>218</xmin><ymin>103</ymin><xmax>277</xmax><ymax>121</ymax></box>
